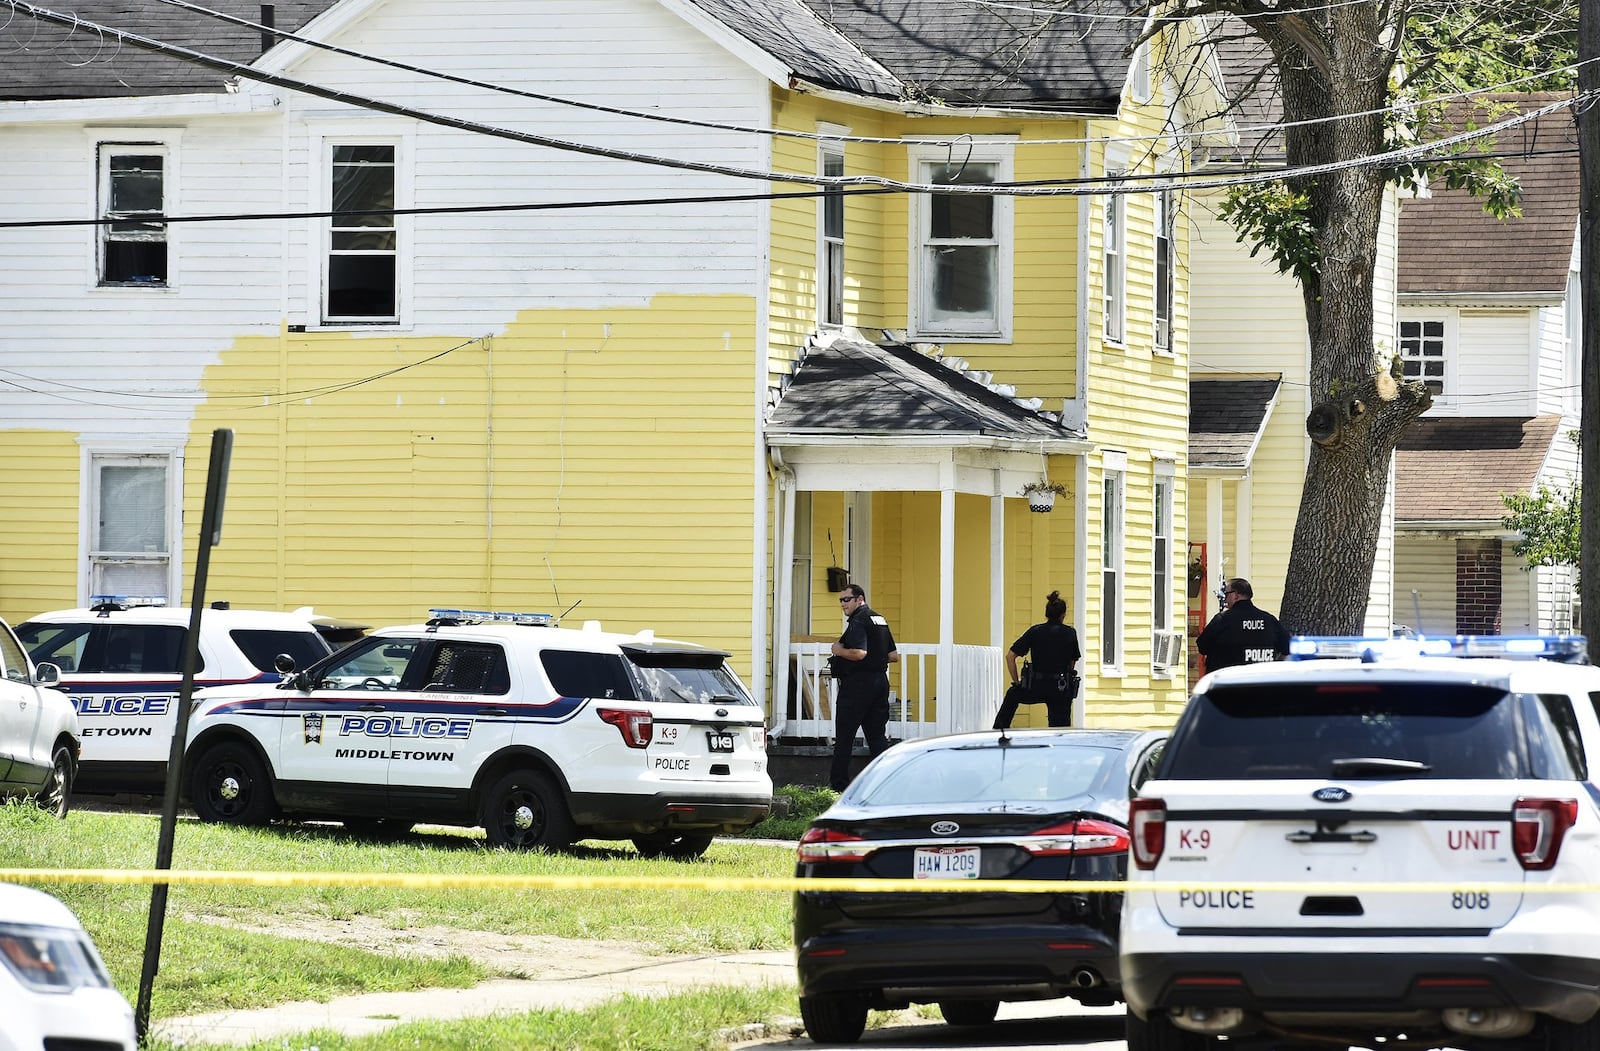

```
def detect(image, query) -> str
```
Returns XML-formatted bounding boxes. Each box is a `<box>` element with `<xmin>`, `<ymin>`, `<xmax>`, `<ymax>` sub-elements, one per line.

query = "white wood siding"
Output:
<box><xmin>1452</xmin><ymin>309</ymin><xmax>1537</xmax><ymax>416</ymax></box>
<box><xmin>1392</xmin><ymin>536</ymin><xmax>1456</xmax><ymax>636</ymax></box>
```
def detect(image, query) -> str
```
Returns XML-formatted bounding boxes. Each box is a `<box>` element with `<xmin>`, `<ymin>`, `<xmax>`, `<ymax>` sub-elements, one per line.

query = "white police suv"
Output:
<box><xmin>1122</xmin><ymin>635</ymin><xmax>1600</xmax><ymax>1051</ymax></box>
<box><xmin>181</xmin><ymin>609</ymin><xmax>772</xmax><ymax>855</ymax></box>
<box><xmin>16</xmin><ymin>599</ymin><xmax>334</xmax><ymax>795</ymax></box>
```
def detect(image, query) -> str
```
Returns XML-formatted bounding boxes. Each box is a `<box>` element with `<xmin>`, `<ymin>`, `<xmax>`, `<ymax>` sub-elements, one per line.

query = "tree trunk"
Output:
<box><xmin>1251</xmin><ymin>7</ymin><xmax>1433</xmax><ymax>634</ymax></box>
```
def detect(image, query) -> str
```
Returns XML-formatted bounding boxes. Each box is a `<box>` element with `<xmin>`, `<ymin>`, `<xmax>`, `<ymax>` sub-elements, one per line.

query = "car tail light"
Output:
<box><xmin>797</xmin><ymin>826</ymin><xmax>872</xmax><ymax>864</ymax></box>
<box><xmin>1129</xmin><ymin>798</ymin><xmax>1166</xmax><ymax>870</ymax></box>
<box><xmin>597</xmin><ymin>707</ymin><xmax>653</xmax><ymax>748</ymax></box>
<box><xmin>1023</xmin><ymin>818</ymin><xmax>1130</xmax><ymax>857</ymax></box>
<box><xmin>1512</xmin><ymin>797</ymin><xmax>1578</xmax><ymax>870</ymax></box>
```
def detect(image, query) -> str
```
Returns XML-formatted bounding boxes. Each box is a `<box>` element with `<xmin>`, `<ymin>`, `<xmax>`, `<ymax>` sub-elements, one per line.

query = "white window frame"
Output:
<box><xmin>89</xmin><ymin>131</ymin><xmax>182</xmax><ymax>291</ymax></box>
<box><xmin>1397</xmin><ymin>314</ymin><xmax>1448</xmax><ymax>396</ymax></box>
<box><xmin>78</xmin><ymin>443</ymin><xmax>184</xmax><ymax>606</ymax></box>
<box><xmin>1101</xmin><ymin>452</ymin><xmax>1127</xmax><ymax>672</ymax></box>
<box><xmin>1566</xmin><ymin>271</ymin><xmax>1581</xmax><ymax>415</ymax></box>
<box><xmin>1154</xmin><ymin>189</ymin><xmax>1176</xmax><ymax>353</ymax></box>
<box><xmin>1128</xmin><ymin>42</ymin><xmax>1152</xmax><ymax>104</ymax></box>
<box><xmin>308</xmin><ymin>126</ymin><xmax>414</xmax><ymax>329</ymax></box>
<box><xmin>907</xmin><ymin>139</ymin><xmax>1014</xmax><ymax>341</ymax></box>
<box><xmin>1103</xmin><ymin>187</ymin><xmax>1126</xmax><ymax>344</ymax></box>
<box><xmin>818</xmin><ymin>126</ymin><xmax>847</xmax><ymax>328</ymax></box>
<box><xmin>1151</xmin><ymin>460</ymin><xmax>1176</xmax><ymax>676</ymax></box>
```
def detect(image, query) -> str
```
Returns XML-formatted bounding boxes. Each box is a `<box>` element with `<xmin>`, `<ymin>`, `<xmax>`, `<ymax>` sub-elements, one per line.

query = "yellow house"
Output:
<box><xmin>0</xmin><ymin>0</ymin><xmax>1222</xmax><ymax>741</ymax></box>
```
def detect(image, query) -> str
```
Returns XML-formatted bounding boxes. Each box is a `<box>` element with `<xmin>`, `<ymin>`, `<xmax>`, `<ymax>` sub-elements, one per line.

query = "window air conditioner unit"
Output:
<box><xmin>1152</xmin><ymin>630</ymin><xmax>1185</xmax><ymax>670</ymax></box>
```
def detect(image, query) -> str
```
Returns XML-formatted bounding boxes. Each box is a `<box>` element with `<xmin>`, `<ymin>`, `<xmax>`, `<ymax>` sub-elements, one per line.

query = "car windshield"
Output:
<box><xmin>1160</xmin><ymin>682</ymin><xmax>1581</xmax><ymax>780</ymax></box>
<box><xmin>853</xmin><ymin>742</ymin><xmax>1120</xmax><ymax>806</ymax></box>
<box><xmin>309</xmin><ymin>637</ymin><xmax>419</xmax><ymax>689</ymax></box>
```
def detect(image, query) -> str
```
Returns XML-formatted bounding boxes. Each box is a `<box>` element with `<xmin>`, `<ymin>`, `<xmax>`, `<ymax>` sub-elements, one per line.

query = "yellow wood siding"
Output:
<box><xmin>178</xmin><ymin>295</ymin><xmax>762</xmax><ymax>676</ymax></box>
<box><xmin>0</xmin><ymin>432</ymin><xmax>85</xmax><ymax>623</ymax></box>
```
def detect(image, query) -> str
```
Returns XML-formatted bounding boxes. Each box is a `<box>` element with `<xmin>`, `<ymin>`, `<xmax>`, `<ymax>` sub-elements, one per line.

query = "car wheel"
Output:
<box><xmin>190</xmin><ymin>743</ymin><xmax>276</xmax><ymax>825</ymax></box>
<box><xmin>939</xmin><ymin>999</ymin><xmax>1000</xmax><ymax>1027</ymax></box>
<box><xmin>36</xmin><ymin>745</ymin><xmax>74</xmax><ymax>819</ymax></box>
<box><xmin>481</xmin><ymin>770</ymin><xmax>573</xmax><ymax>850</ymax></box>
<box><xmin>343</xmin><ymin>818</ymin><xmax>413</xmax><ymax>841</ymax></box>
<box><xmin>1547</xmin><ymin>1014</ymin><xmax>1600</xmax><ymax>1051</ymax></box>
<box><xmin>800</xmin><ymin>993</ymin><xmax>869</xmax><ymax>1045</ymax></box>
<box><xmin>631</xmin><ymin>832</ymin><xmax>714</xmax><ymax>860</ymax></box>
<box><xmin>1127</xmin><ymin>1010</ymin><xmax>1211</xmax><ymax>1051</ymax></box>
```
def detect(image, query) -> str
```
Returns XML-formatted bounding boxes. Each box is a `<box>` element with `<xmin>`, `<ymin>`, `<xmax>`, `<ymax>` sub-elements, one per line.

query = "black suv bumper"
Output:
<box><xmin>1124</xmin><ymin>951</ymin><xmax>1600</xmax><ymax>1024</ymax></box>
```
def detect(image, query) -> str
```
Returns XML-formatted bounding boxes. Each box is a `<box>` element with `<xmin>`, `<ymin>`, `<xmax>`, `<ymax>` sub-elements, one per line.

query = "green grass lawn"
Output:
<box><xmin>0</xmin><ymin>802</ymin><xmax>796</xmax><ymax>1023</ymax></box>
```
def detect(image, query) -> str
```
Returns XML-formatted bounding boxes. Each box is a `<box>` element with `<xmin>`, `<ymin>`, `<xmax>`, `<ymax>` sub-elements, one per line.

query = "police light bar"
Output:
<box><xmin>427</xmin><ymin>608</ymin><xmax>553</xmax><ymax>627</ymax></box>
<box><xmin>1289</xmin><ymin>634</ymin><xmax>1588</xmax><ymax>663</ymax></box>
<box><xmin>89</xmin><ymin>594</ymin><xmax>168</xmax><ymax>609</ymax></box>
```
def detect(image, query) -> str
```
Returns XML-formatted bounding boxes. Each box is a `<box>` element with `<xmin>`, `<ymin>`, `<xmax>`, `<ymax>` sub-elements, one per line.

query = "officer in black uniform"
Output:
<box><xmin>1196</xmin><ymin>577</ymin><xmax>1290</xmax><ymax>671</ymax></box>
<box><xmin>829</xmin><ymin>584</ymin><xmax>899</xmax><ymax>791</ymax></box>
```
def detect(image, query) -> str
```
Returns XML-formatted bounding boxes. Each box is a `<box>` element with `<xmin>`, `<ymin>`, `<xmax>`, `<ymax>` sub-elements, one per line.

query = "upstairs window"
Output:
<box><xmin>820</xmin><ymin>137</ymin><xmax>845</xmax><ymax>327</ymax></box>
<box><xmin>909</xmin><ymin>142</ymin><xmax>1012</xmax><ymax>339</ymax></box>
<box><xmin>1101</xmin><ymin>460</ymin><xmax>1126</xmax><ymax>669</ymax></box>
<box><xmin>1398</xmin><ymin>318</ymin><xmax>1446</xmax><ymax>395</ymax></box>
<box><xmin>98</xmin><ymin>145</ymin><xmax>167</xmax><ymax>286</ymax></box>
<box><xmin>1103</xmin><ymin>189</ymin><xmax>1126</xmax><ymax>343</ymax></box>
<box><xmin>326</xmin><ymin>144</ymin><xmax>397</xmax><ymax>323</ymax></box>
<box><xmin>1155</xmin><ymin>190</ymin><xmax>1175</xmax><ymax>352</ymax></box>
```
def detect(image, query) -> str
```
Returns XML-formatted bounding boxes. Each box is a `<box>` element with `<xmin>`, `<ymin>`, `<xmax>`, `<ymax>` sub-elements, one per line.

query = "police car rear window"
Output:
<box><xmin>1160</xmin><ymin>683</ymin><xmax>1582</xmax><ymax>781</ymax></box>
<box><xmin>230</xmin><ymin>629</ymin><xmax>330</xmax><ymax>673</ymax></box>
<box><xmin>540</xmin><ymin>650</ymin><xmax>637</xmax><ymax>701</ymax></box>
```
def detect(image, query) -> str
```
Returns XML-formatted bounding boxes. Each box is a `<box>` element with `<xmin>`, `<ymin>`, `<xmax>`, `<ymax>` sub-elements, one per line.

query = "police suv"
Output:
<box><xmin>181</xmin><ymin>609</ymin><xmax>772</xmax><ymax>855</ymax></box>
<box><xmin>16</xmin><ymin>600</ymin><xmax>334</xmax><ymax>795</ymax></box>
<box><xmin>1122</xmin><ymin>635</ymin><xmax>1600</xmax><ymax>1051</ymax></box>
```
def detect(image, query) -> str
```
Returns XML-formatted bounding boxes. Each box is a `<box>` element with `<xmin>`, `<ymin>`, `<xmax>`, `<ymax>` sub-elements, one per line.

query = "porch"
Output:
<box><xmin>769</xmin><ymin>640</ymin><xmax>1006</xmax><ymax>741</ymax></box>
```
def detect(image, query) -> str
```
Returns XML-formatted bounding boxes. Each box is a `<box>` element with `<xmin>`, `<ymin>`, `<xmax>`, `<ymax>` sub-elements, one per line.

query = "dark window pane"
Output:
<box><xmin>328</xmin><ymin>256</ymin><xmax>397</xmax><ymax>318</ymax></box>
<box><xmin>230</xmin><ymin>629</ymin><xmax>331</xmax><ymax>673</ymax></box>
<box><xmin>928</xmin><ymin>245</ymin><xmax>994</xmax><ymax>317</ymax></box>
<box><xmin>541</xmin><ymin>650</ymin><xmax>636</xmax><ymax>700</ymax></box>
<box><xmin>96</xmin><ymin>625</ymin><xmax>192</xmax><ymax>675</ymax></box>
<box><xmin>103</xmin><ymin>241</ymin><xmax>167</xmax><ymax>284</ymax></box>
<box><xmin>109</xmin><ymin>156</ymin><xmax>163</xmax><ymax>213</ymax></box>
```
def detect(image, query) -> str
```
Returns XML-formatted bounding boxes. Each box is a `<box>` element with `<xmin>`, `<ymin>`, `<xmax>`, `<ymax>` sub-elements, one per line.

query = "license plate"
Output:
<box><xmin>706</xmin><ymin>731</ymin><xmax>736</xmax><ymax>753</ymax></box>
<box><xmin>914</xmin><ymin>846</ymin><xmax>981</xmax><ymax>880</ymax></box>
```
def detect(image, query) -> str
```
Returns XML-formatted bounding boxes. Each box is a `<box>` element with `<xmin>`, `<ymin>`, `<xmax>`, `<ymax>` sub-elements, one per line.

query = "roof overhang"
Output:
<box><xmin>1398</xmin><ymin>291</ymin><xmax>1563</xmax><ymax>307</ymax></box>
<box><xmin>0</xmin><ymin>91</ymin><xmax>274</xmax><ymax>124</ymax></box>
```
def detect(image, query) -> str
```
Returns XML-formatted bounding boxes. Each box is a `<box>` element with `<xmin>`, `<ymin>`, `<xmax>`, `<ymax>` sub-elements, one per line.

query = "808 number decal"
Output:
<box><xmin>1452</xmin><ymin>891</ymin><xmax>1491</xmax><ymax>909</ymax></box>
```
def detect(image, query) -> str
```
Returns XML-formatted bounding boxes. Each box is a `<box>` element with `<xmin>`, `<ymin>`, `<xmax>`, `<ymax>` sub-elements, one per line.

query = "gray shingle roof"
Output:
<box><xmin>7</xmin><ymin>0</ymin><xmax>1142</xmax><ymax>111</ymax></box>
<box><xmin>1394</xmin><ymin>415</ymin><xmax>1563</xmax><ymax>523</ymax></box>
<box><xmin>1398</xmin><ymin>94</ymin><xmax>1581</xmax><ymax>297</ymax></box>
<box><xmin>767</xmin><ymin>330</ymin><xmax>1079</xmax><ymax>440</ymax></box>
<box><xmin>687</xmin><ymin>0</ymin><xmax>1144</xmax><ymax>111</ymax></box>
<box><xmin>0</xmin><ymin>1</ymin><xmax>340</xmax><ymax>100</ymax></box>
<box><xmin>1189</xmin><ymin>375</ymin><xmax>1280</xmax><ymax>469</ymax></box>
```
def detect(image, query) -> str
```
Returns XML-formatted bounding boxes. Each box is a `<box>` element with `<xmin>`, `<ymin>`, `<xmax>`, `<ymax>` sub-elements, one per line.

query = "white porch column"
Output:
<box><xmin>770</xmin><ymin>473</ymin><xmax>797</xmax><ymax>735</ymax></box>
<box><xmin>1234</xmin><ymin>472</ymin><xmax>1252</xmax><ymax>579</ymax></box>
<box><xmin>990</xmin><ymin>486</ymin><xmax>1005</xmax><ymax>649</ymax></box>
<box><xmin>1208</xmin><ymin>476</ymin><xmax>1225</xmax><ymax>598</ymax></box>
<box><xmin>938</xmin><ymin>463</ymin><xmax>957</xmax><ymax>734</ymax></box>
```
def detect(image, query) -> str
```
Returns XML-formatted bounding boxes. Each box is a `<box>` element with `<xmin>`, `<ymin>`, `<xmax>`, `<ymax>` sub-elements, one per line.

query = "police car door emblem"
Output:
<box><xmin>1313</xmin><ymin>786</ymin><xmax>1352</xmax><ymax>803</ymax></box>
<box><xmin>931</xmin><ymin>820</ymin><xmax>959</xmax><ymax>835</ymax></box>
<box><xmin>303</xmin><ymin>712</ymin><xmax>323</xmax><ymax>745</ymax></box>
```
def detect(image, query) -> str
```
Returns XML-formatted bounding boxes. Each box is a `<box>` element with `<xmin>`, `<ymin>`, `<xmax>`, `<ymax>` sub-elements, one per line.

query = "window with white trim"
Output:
<box><xmin>326</xmin><ymin>143</ymin><xmax>397</xmax><ymax>323</ymax></box>
<box><xmin>820</xmin><ymin>136</ymin><xmax>845</xmax><ymax>327</ymax></box>
<box><xmin>1154</xmin><ymin>189</ymin><xmax>1175</xmax><ymax>352</ymax></box>
<box><xmin>1128</xmin><ymin>42</ymin><xmax>1151</xmax><ymax>103</ymax></box>
<box><xmin>909</xmin><ymin>142</ymin><xmax>1013</xmax><ymax>339</ymax></box>
<box><xmin>1103</xmin><ymin>189</ymin><xmax>1126</xmax><ymax>342</ymax></box>
<box><xmin>98</xmin><ymin>144</ymin><xmax>168</xmax><ymax>286</ymax></box>
<box><xmin>88</xmin><ymin>453</ymin><xmax>176</xmax><ymax>602</ymax></box>
<box><xmin>1101</xmin><ymin>465</ymin><xmax>1125</xmax><ymax>668</ymax></box>
<box><xmin>1153</xmin><ymin>468</ymin><xmax>1173</xmax><ymax>634</ymax></box>
<box><xmin>1398</xmin><ymin>317</ymin><xmax>1446</xmax><ymax>395</ymax></box>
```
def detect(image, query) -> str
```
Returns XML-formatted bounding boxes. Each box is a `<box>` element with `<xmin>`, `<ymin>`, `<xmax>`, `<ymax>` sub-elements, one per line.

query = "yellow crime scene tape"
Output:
<box><xmin>0</xmin><ymin>868</ymin><xmax>1590</xmax><ymax>895</ymax></box>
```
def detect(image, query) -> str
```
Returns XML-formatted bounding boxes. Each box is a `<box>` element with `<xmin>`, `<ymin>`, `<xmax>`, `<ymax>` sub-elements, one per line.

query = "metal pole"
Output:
<box><xmin>134</xmin><ymin>429</ymin><xmax>232</xmax><ymax>1042</ymax></box>
<box><xmin>1581</xmin><ymin>11</ymin><xmax>1600</xmax><ymax>640</ymax></box>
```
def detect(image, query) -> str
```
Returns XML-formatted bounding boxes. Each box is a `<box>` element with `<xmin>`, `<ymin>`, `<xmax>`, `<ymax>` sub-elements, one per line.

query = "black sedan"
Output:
<box><xmin>793</xmin><ymin>727</ymin><xmax>1167</xmax><ymax>1044</ymax></box>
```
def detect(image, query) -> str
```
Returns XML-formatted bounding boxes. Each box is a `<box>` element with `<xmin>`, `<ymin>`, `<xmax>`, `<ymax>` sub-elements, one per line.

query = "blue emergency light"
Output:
<box><xmin>1288</xmin><ymin>634</ymin><xmax>1588</xmax><ymax>663</ymax></box>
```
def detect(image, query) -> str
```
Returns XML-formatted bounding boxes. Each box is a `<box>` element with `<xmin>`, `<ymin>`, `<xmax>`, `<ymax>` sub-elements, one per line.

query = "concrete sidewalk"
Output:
<box><xmin>154</xmin><ymin>944</ymin><xmax>796</xmax><ymax>1047</ymax></box>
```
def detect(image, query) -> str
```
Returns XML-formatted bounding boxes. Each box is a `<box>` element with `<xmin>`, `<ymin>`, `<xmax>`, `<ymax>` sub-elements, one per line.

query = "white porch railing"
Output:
<box><xmin>778</xmin><ymin>642</ymin><xmax>1006</xmax><ymax>742</ymax></box>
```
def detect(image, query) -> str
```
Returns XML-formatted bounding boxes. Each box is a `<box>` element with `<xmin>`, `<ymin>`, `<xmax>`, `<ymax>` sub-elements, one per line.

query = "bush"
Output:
<box><xmin>737</xmin><ymin>784</ymin><xmax>837</xmax><ymax>841</ymax></box>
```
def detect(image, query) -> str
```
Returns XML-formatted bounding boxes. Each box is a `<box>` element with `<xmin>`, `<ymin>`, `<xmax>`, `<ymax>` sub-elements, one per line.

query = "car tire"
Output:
<box><xmin>1547</xmin><ymin>1014</ymin><xmax>1600</xmax><ymax>1051</ymax></box>
<box><xmin>481</xmin><ymin>770</ymin><xmax>573</xmax><ymax>850</ymax></box>
<box><xmin>800</xmin><ymin>993</ymin><xmax>869</xmax><ymax>1045</ymax></box>
<box><xmin>343</xmin><ymin>818</ymin><xmax>413</xmax><ymax>841</ymax></box>
<box><xmin>190</xmin><ymin>742</ymin><xmax>276</xmax><ymax>826</ymax></box>
<box><xmin>1127</xmin><ymin>1010</ymin><xmax>1211</xmax><ymax>1051</ymax></box>
<box><xmin>36</xmin><ymin>745</ymin><xmax>74</xmax><ymax>819</ymax></box>
<box><xmin>939</xmin><ymin>999</ymin><xmax>1000</xmax><ymax>1027</ymax></box>
<box><xmin>631</xmin><ymin>832</ymin><xmax>714</xmax><ymax>860</ymax></box>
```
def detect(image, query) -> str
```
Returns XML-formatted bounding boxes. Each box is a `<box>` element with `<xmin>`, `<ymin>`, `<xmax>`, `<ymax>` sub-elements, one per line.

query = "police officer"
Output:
<box><xmin>829</xmin><ymin>584</ymin><xmax>899</xmax><ymax>791</ymax></box>
<box><xmin>1196</xmin><ymin>577</ymin><xmax>1290</xmax><ymax>671</ymax></box>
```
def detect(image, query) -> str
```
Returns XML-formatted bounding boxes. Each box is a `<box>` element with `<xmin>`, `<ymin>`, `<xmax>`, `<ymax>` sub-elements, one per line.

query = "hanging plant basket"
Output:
<box><xmin>1021</xmin><ymin>480</ymin><xmax>1069</xmax><ymax>514</ymax></box>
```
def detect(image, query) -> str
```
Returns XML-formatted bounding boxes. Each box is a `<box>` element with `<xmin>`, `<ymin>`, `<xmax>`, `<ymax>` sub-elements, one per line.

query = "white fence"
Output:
<box><xmin>778</xmin><ymin>642</ymin><xmax>1006</xmax><ymax>741</ymax></box>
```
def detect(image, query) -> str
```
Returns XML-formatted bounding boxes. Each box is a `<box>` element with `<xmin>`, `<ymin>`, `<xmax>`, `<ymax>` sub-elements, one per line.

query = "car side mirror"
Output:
<box><xmin>35</xmin><ymin>662</ymin><xmax>60</xmax><ymax>686</ymax></box>
<box><xmin>273</xmin><ymin>653</ymin><xmax>297</xmax><ymax>675</ymax></box>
